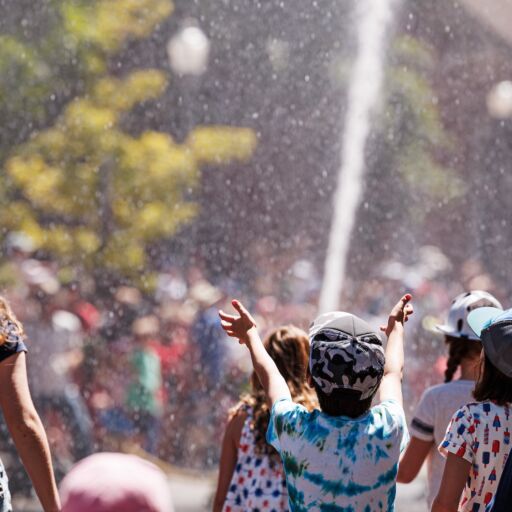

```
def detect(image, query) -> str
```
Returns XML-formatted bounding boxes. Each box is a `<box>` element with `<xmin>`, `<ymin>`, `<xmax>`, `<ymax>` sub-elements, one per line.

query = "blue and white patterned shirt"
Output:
<box><xmin>267</xmin><ymin>398</ymin><xmax>408</xmax><ymax>512</ymax></box>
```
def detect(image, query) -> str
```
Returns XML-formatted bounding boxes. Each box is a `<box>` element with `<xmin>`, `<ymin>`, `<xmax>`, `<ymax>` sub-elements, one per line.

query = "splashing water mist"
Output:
<box><xmin>318</xmin><ymin>0</ymin><xmax>398</xmax><ymax>313</ymax></box>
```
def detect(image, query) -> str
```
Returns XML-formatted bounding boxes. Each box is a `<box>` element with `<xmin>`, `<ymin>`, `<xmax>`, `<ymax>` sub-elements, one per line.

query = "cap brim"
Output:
<box><xmin>435</xmin><ymin>323</ymin><xmax>480</xmax><ymax>341</ymax></box>
<box><xmin>467</xmin><ymin>307</ymin><xmax>503</xmax><ymax>338</ymax></box>
<box><xmin>435</xmin><ymin>324</ymin><xmax>454</xmax><ymax>335</ymax></box>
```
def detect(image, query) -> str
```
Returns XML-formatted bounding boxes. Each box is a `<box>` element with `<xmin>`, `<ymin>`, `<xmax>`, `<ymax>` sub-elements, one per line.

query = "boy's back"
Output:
<box><xmin>218</xmin><ymin>296</ymin><xmax>413</xmax><ymax>512</ymax></box>
<box><xmin>268</xmin><ymin>398</ymin><xmax>408</xmax><ymax>511</ymax></box>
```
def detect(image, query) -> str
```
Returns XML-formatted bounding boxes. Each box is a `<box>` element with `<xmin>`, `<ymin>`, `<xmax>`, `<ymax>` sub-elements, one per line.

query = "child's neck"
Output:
<box><xmin>459</xmin><ymin>359</ymin><xmax>480</xmax><ymax>381</ymax></box>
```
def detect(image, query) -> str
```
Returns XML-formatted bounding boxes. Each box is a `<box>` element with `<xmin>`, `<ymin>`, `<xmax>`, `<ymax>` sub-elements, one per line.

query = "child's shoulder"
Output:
<box><xmin>428</xmin><ymin>379</ymin><xmax>473</xmax><ymax>392</ymax></box>
<box><xmin>228</xmin><ymin>400</ymin><xmax>252</xmax><ymax>421</ymax></box>
<box><xmin>272</xmin><ymin>398</ymin><xmax>313</xmax><ymax>419</ymax></box>
<box><xmin>421</xmin><ymin>379</ymin><xmax>474</xmax><ymax>400</ymax></box>
<box><xmin>450</xmin><ymin>401</ymin><xmax>492</xmax><ymax>420</ymax></box>
<box><xmin>463</xmin><ymin>400</ymin><xmax>507</xmax><ymax>413</ymax></box>
<box><xmin>371</xmin><ymin>399</ymin><xmax>406</xmax><ymax>422</ymax></box>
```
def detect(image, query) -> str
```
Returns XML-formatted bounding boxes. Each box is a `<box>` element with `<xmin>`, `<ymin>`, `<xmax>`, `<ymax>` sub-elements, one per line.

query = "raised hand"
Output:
<box><xmin>219</xmin><ymin>299</ymin><xmax>257</xmax><ymax>345</ymax></box>
<box><xmin>380</xmin><ymin>294</ymin><xmax>413</xmax><ymax>337</ymax></box>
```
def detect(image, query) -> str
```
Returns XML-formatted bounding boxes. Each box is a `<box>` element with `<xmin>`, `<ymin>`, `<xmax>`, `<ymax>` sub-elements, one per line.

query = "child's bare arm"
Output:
<box><xmin>213</xmin><ymin>411</ymin><xmax>245</xmax><ymax>512</ymax></box>
<box><xmin>379</xmin><ymin>294</ymin><xmax>413</xmax><ymax>406</ymax></box>
<box><xmin>397</xmin><ymin>436</ymin><xmax>433</xmax><ymax>483</ymax></box>
<box><xmin>0</xmin><ymin>353</ymin><xmax>61</xmax><ymax>512</ymax></box>
<box><xmin>219</xmin><ymin>300</ymin><xmax>291</xmax><ymax>405</ymax></box>
<box><xmin>432</xmin><ymin>453</ymin><xmax>470</xmax><ymax>512</ymax></box>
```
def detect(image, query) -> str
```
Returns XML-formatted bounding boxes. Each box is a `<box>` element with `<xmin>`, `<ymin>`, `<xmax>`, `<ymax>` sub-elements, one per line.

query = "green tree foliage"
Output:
<box><xmin>0</xmin><ymin>0</ymin><xmax>256</xmax><ymax>283</ymax></box>
<box><xmin>383</xmin><ymin>35</ymin><xmax>463</xmax><ymax>211</ymax></box>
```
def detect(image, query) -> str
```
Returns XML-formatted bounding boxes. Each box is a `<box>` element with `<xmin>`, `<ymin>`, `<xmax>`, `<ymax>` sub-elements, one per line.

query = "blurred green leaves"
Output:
<box><xmin>0</xmin><ymin>35</ymin><xmax>52</xmax><ymax>123</ymax></box>
<box><xmin>383</xmin><ymin>35</ymin><xmax>463</xmax><ymax>209</ymax></box>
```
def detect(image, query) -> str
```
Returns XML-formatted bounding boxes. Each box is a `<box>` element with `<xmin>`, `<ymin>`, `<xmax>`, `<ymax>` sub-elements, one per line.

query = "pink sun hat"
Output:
<box><xmin>60</xmin><ymin>453</ymin><xmax>174</xmax><ymax>512</ymax></box>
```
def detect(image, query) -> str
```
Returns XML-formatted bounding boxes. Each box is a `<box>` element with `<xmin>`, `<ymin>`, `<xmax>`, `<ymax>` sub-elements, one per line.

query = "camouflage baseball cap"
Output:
<box><xmin>309</xmin><ymin>312</ymin><xmax>385</xmax><ymax>399</ymax></box>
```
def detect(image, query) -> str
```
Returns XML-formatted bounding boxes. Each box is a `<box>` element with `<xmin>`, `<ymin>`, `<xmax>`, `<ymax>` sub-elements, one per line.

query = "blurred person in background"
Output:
<box><xmin>60</xmin><ymin>452</ymin><xmax>173</xmax><ymax>512</ymax></box>
<box><xmin>24</xmin><ymin>285</ymin><xmax>94</xmax><ymax>467</ymax></box>
<box><xmin>0</xmin><ymin>296</ymin><xmax>60</xmax><ymax>511</ymax></box>
<box><xmin>59</xmin><ymin>282</ymin><xmax>100</xmax><ymax>336</ymax></box>
<box><xmin>89</xmin><ymin>338</ymin><xmax>134</xmax><ymax>452</ymax></box>
<box><xmin>190</xmin><ymin>280</ymin><xmax>226</xmax><ymax>391</ymax></box>
<box><xmin>125</xmin><ymin>315</ymin><xmax>163</xmax><ymax>455</ymax></box>
<box><xmin>213</xmin><ymin>325</ymin><xmax>317</xmax><ymax>512</ymax></box>
<box><xmin>397</xmin><ymin>291</ymin><xmax>503</xmax><ymax>509</ymax></box>
<box><xmin>154</xmin><ymin>303</ymin><xmax>196</xmax><ymax>463</ymax></box>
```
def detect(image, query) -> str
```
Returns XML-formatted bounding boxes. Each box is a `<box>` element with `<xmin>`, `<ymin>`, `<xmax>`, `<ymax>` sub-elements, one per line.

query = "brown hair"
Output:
<box><xmin>0</xmin><ymin>296</ymin><xmax>25</xmax><ymax>346</ymax></box>
<box><xmin>232</xmin><ymin>325</ymin><xmax>317</xmax><ymax>461</ymax></box>
<box><xmin>444</xmin><ymin>336</ymin><xmax>482</xmax><ymax>383</ymax></box>
<box><xmin>474</xmin><ymin>355</ymin><xmax>512</xmax><ymax>405</ymax></box>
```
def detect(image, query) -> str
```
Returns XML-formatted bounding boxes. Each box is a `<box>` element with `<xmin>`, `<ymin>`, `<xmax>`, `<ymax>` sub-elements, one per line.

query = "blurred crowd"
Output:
<box><xmin>0</xmin><ymin>232</ymin><xmax>508</xmax><ymax>476</ymax></box>
<box><xmin>1</xmin><ymin>233</ymin><xmax>249</xmax><ymax>472</ymax></box>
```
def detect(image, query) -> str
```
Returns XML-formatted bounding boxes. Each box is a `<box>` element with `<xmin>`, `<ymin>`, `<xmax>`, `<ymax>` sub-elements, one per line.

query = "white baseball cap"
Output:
<box><xmin>436</xmin><ymin>291</ymin><xmax>502</xmax><ymax>341</ymax></box>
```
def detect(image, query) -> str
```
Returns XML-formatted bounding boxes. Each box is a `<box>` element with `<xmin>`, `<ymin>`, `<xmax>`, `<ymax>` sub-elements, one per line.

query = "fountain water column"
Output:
<box><xmin>318</xmin><ymin>0</ymin><xmax>398</xmax><ymax>313</ymax></box>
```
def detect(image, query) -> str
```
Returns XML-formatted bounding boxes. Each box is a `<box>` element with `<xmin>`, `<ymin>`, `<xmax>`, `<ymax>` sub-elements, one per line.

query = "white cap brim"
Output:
<box><xmin>435</xmin><ymin>324</ymin><xmax>454</xmax><ymax>335</ymax></box>
<box><xmin>435</xmin><ymin>324</ymin><xmax>479</xmax><ymax>340</ymax></box>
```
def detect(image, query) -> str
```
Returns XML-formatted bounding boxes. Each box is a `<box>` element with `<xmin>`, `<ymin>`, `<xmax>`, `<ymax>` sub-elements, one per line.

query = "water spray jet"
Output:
<box><xmin>318</xmin><ymin>0</ymin><xmax>399</xmax><ymax>313</ymax></box>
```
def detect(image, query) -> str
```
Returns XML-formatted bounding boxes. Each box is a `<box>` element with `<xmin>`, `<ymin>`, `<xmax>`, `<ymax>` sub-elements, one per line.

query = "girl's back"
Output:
<box><xmin>411</xmin><ymin>379</ymin><xmax>475</xmax><ymax>506</ymax></box>
<box><xmin>434</xmin><ymin>307</ymin><xmax>512</xmax><ymax>512</ymax></box>
<box><xmin>222</xmin><ymin>405</ymin><xmax>287</xmax><ymax>512</ymax></box>
<box><xmin>440</xmin><ymin>401</ymin><xmax>512</xmax><ymax>510</ymax></box>
<box><xmin>399</xmin><ymin>290</ymin><xmax>503</xmax><ymax>508</ymax></box>
<box><xmin>213</xmin><ymin>324</ymin><xmax>317</xmax><ymax>512</ymax></box>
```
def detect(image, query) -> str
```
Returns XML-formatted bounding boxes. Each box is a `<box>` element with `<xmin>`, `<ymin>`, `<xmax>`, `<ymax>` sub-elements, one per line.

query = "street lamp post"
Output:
<box><xmin>167</xmin><ymin>22</ymin><xmax>210</xmax><ymax>141</ymax></box>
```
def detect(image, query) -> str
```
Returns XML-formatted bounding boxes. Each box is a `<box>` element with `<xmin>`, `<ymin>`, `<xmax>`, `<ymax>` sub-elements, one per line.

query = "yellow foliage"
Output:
<box><xmin>34</xmin><ymin>129</ymin><xmax>68</xmax><ymax>155</ymax></box>
<box><xmin>18</xmin><ymin>218</ymin><xmax>45</xmax><ymax>249</ymax></box>
<box><xmin>62</xmin><ymin>0</ymin><xmax>173</xmax><ymax>54</ymax></box>
<box><xmin>65</xmin><ymin>99</ymin><xmax>117</xmax><ymax>136</ymax></box>
<box><xmin>85</xmin><ymin>53</ymin><xmax>107</xmax><ymax>75</ymax></box>
<box><xmin>7</xmin><ymin>155</ymin><xmax>47</xmax><ymax>186</ymax></box>
<box><xmin>135</xmin><ymin>272</ymin><xmax>158</xmax><ymax>294</ymax></box>
<box><xmin>1</xmin><ymin>202</ymin><xmax>41</xmax><ymax>238</ymax></box>
<box><xmin>112</xmin><ymin>198</ymin><xmax>134</xmax><ymax>224</ymax></box>
<box><xmin>188</xmin><ymin>126</ymin><xmax>258</xmax><ymax>165</ymax></box>
<box><xmin>7</xmin><ymin>157</ymin><xmax>65</xmax><ymax>211</ymax></box>
<box><xmin>103</xmin><ymin>233</ymin><xmax>146</xmax><ymax>272</ymax></box>
<box><xmin>75</xmin><ymin>229</ymin><xmax>101</xmax><ymax>254</ymax></box>
<box><xmin>43</xmin><ymin>227</ymin><xmax>76</xmax><ymax>256</ymax></box>
<box><xmin>93</xmin><ymin>70</ymin><xmax>168</xmax><ymax>112</ymax></box>
<box><xmin>138</xmin><ymin>131</ymin><xmax>197</xmax><ymax>180</ymax></box>
<box><xmin>136</xmin><ymin>201</ymin><xmax>197</xmax><ymax>238</ymax></box>
<box><xmin>138</xmin><ymin>202</ymin><xmax>169</xmax><ymax>234</ymax></box>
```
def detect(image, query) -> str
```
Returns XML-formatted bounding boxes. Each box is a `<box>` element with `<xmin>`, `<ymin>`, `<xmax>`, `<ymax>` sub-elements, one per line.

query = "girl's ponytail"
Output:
<box><xmin>444</xmin><ymin>336</ymin><xmax>481</xmax><ymax>383</ymax></box>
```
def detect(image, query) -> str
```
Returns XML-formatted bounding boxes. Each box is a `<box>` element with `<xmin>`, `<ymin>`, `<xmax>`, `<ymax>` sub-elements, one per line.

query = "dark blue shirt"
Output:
<box><xmin>0</xmin><ymin>322</ymin><xmax>28</xmax><ymax>363</ymax></box>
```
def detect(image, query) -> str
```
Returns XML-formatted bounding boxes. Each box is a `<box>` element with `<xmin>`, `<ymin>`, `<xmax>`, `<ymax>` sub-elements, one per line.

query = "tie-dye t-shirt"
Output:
<box><xmin>267</xmin><ymin>398</ymin><xmax>408</xmax><ymax>512</ymax></box>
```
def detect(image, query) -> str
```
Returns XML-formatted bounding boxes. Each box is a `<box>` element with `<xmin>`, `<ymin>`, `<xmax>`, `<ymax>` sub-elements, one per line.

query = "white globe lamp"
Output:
<box><xmin>487</xmin><ymin>80</ymin><xmax>512</xmax><ymax>119</ymax></box>
<box><xmin>167</xmin><ymin>24</ymin><xmax>210</xmax><ymax>77</ymax></box>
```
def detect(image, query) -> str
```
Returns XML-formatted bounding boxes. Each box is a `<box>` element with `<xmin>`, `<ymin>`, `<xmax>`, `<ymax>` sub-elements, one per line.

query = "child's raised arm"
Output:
<box><xmin>379</xmin><ymin>294</ymin><xmax>413</xmax><ymax>406</ymax></box>
<box><xmin>219</xmin><ymin>300</ymin><xmax>291</xmax><ymax>405</ymax></box>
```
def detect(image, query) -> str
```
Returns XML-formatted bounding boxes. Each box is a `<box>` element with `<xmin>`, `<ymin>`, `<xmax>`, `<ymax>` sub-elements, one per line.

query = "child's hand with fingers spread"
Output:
<box><xmin>380</xmin><ymin>294</ymin><xmax>414</xmax><ymax>337</ymax></box>
<box><xmin>219</xmin><ymin>300</ymin><xmax>257</xmax><ymax>345</ymax></box>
